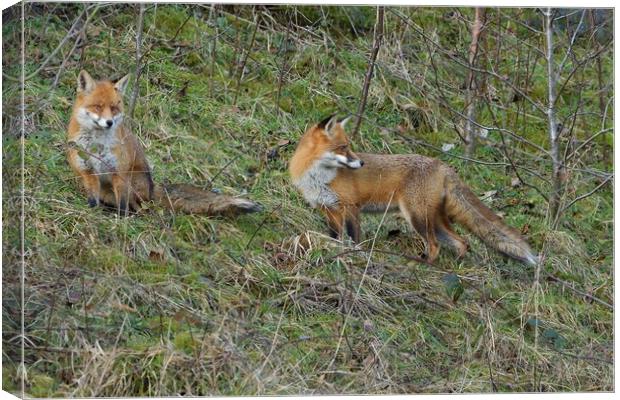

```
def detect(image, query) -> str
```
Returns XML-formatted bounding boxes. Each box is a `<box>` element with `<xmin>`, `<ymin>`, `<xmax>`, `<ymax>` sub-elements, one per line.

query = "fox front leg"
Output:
<box><xmin>111</xmin><ymin>174</ymin><xmax>130</xmax><ymax>215</ymax></box>
<box><xmin>344</xmin><ymin>207</ymin><xmax>361</xmax><ymax>243</ymax></box>
<box><xmin>69</xmin><ymin>149</ymin><xmax>101</xmax><ymax>207</ymax></box>
<box><xmin>81</xmin><ymin>173</ymin><xmax>101</xmax><ymax>207</ymax></box>
<box><xmin>322</xmin><ymin>207</ymin><xmax>345</xmax><ymax>239</ymax></box>
<box><xmin>322</xmin><ymin>206</ymin><xmax>361</xmax><ymax>243</ymax></box>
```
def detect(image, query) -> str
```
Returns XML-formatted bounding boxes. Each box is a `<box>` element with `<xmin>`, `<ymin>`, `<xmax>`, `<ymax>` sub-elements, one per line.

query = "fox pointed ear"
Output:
<box><xmin>324</xmin><ymin>116</ymin><xmax>338</xmax><ymax>135</ymax></box>
<box><xmin>318</xmin><ymin>114</ymin><xmax>339</xmax><ymax>137</ymax></box>
<box><xmin>338</xmin><ymin>114</ymin><xmax>353</xmax><ymax>129</ymax></box>
<box><xmin>77</xmin><ymin>70</ymin><xmax>96</xmax><ymax>93</ymax></box>
<box><xmin>317</xmin><ymin>114</ymin><xmax>336</xmax><ymax>130</ymax></box>
<box><xmin>114</xmin><ymin>74</ymin><xmax>131</xmax><ymax>95</ymax></box>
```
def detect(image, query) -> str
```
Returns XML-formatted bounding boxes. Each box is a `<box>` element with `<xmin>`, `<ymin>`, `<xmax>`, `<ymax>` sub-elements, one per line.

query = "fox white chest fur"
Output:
<box><xmin>292</xmin><ymin>159</ymin><xmax>340</xmax><ymax>208</ymax></box>
<box><xmin>74</xmin><ymin>126</ymin><xmax>121</xmax><ymax>182</ymax></box>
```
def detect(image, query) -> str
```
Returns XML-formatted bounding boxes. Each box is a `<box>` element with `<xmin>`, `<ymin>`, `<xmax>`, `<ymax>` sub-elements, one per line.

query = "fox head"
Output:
<box><xmin>311</xmin><ymin>114</ymin><xmax>364</xmax><ymax>169</ymax></box>
<box><xmin>74</xmin><ymin>70</ymin><xmax>131</xmax><ymax>131</ymax></box>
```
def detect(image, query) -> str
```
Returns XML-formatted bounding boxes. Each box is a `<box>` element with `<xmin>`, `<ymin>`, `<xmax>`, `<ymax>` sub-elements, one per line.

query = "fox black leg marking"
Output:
<box><xmin>345</xmin><ymin>219</ymin><xmax>360</xmax><ymax>243</ymax></box>
<box><xmin>88</xmin><ymin>196</ymin><xmax>98</xmax><ymax>207</ymax></box>
<box><xmin>327</xmin><ymin>224</ymin><xmax>339</xmax><ymax>238</ymax></box>
<box><xmin>117</xmin><ymin>198</ymin><xmax>128</xmax><ymax>215</ymax></box>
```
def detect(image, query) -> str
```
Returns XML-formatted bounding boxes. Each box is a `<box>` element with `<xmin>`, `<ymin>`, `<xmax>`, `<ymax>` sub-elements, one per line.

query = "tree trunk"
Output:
<box><xmin>352</xmin><ymin>6</ymin><xmax>384</xmax><ymax>139</ymax></box>
<box><xmin>127</xmin><ymin>3</ymin><xmax>146</xmax><ymax>119</ymax></box>
<box><xmin>543</xmin><ymin>8</ymin><xmax>563</xmax><ymax>225</ymax></box>
<box><xmin>464</xmin><ymin>7</ymin><xmax>485</xmax><ymax>156</ymax></box>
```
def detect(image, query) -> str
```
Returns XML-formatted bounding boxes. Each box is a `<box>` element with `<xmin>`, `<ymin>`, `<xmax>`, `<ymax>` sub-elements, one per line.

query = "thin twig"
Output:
<box><xmin>127</xmin><ymin>3</ymin><xmax>146</xmax><ymax>119</ymax></box>
<box><xmin>274</xmin><ymin>14</ymin><xmax>292</xmax><ymax>115</ymax></box>
<box><xmin>557</xmin><ymin>10</ymin><xmax>586</xmax><ymax>73</ymax></box>
<box><xmin>352</xmin><ymin>6</ymin><xmax>384</xmax><ymax>138</ymax></box>
<box><xmin>389</xmin><ymin>8</ymin><xmax>547</xmax><ymax>116</ymax></box>
<box><xmin>245</xmin><ymin>204</ymin><xmax>281</xmax><ymax>251</ymax></box>
<box><xmin>482</xmin><ymin>95</ymin><xmax>550</xmax><ymax>201</ymax></box>
<box><xmin>545</xmin><ymin>273</ymin><xmax>612</xmax><ymax>309</ymax></box>
<box><xmin>3</xmin><ymin>5</ymin><xmax>90</xmax><ymax>82</ymax></box>
<box><xmin>560</xmin><ymin>174</ymin><xmax>613</xmax><ymax>214</ymax></box>
<box><xmin>327</xmin><ymin>192</ymin><xmax>393</xmax><ymax>372</ymax></box>
<box><xmin>232</xmin><ymin>13</ymin><xmax>259</xmax><ymax>106</ymax></box>
<box><xmin>169</xmin><ymin>12</ymin><xmax>193</xmax><ymax>43</ymax></box>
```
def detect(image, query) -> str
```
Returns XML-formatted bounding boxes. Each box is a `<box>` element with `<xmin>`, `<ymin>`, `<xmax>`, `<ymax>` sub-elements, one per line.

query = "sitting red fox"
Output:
<box><xmin>67</xmin><ymin>70</ymin><xmax>260</xmax><ymax>215</ymax></box>
<box><xmin>289</xmin><ymin>115</ymin><xmax>538</xmax><ymax>265</ymax></box>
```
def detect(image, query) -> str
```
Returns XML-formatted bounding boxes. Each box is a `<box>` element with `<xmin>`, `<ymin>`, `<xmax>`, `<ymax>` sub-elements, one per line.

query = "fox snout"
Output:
<box><xmin>333</xmin><ymin>152</ymin><xmax>363</xmax><ymax>169</ymax></box>
<box><xmin>345</xmin><ymin>155</ymin><xmax>364</xmax><ymax>169</ymax></box>
<box><xmin>91</xmin><ymin>113</ymin><xmax>117</xmax><ymax>130</ymax></box>
<box><xmin>93</xmin><ymin>114</ymin><xmax>114</xmax><ymax>129</ymax></box>
<box><xmin>344</xmin><ymin>149</ymin><xmax>364</xmax><ymax>169</ymax></box>
<box><xmin>78</xmin><ymin>108</ymin><xmax>122</xmax><ymax>130</ymax></box>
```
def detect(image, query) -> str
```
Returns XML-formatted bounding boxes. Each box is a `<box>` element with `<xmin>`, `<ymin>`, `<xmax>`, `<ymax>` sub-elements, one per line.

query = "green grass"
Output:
<box><xmin>2</xmin><ymin>4</ymin><xmax>613</xmax><ymax>396</ymax></box>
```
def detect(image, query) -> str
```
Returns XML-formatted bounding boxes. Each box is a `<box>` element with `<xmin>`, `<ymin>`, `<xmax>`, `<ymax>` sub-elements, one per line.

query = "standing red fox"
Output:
<box><xmin>289</xmin><ymin>115</ymin><xmax>538</xmax><ymax>265</ymax></box>
<box><xmin>67</xmin><ymin>70</ymin><xmax>260</xmax><ymax>215</ymax></box>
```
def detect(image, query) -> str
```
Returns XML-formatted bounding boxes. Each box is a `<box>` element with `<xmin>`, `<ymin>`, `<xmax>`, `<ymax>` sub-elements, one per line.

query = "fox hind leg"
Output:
<box><xmin>435</xmin><ymin>214</ymin><xmax>468</xmax><ymax>258</ymax></box>
<box><xmin>111</xmin><ymin>174</ymin><xmax>130</xmax><ymax>215</ymax></box>
<box><xmin>400</xmin><ymin>200</ymin><xmax>440</xmax><ymax>263</ymax></box>
<box><xmin>413</xmin><ymin>216</ymin><xmax>440</xmax><ymax>263</ymax></box>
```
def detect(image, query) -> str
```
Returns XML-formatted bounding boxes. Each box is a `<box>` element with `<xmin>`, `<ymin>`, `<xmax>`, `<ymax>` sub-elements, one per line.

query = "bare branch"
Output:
<box><xmin>3</xmin><ymin>5</ymin><xmax>91</xmax><ymax>82</ymax></box>
<box><xmin>352</xmin><ymin>6</ymin><xmax>384</xmax><ymax>138</ymax></box>
<box><xmin>127</xmin><ymin>3</ymin><xmax>146</xmax><ymax>119</ymax></box>
<box><xmin>543</xmin><ymin>7</ymin><xmax>563</xmax><ymax>224</ymax></box>
<box><xmin>274</xmin><ymin>13</ymin><xmax>292</xmax><ymax>115</ymax></box>
<box><xmin>545</xmin><ymin>273</ymin><xmax>613</xmax><ymax>309</ymax></box>
<box><xmin>233</xmin><ymin>12</ymin><xmax>259</xmax><ymax>106</ymax></box>
<box><xmin>464</xmin><ymin>7</ymin><xmax>486</xmax><ymax>155</ymax></box>
<box><xmin>557</xmin><ymin>9</ymin><xmax>586</xmax><ymax>73</ymax></box>
<box><xmin>566</xmin><ymin>128</ymin><xmax>613</xmax><ymax>162</ymax></box>
<box><xmin>389</xmin><ymin>8</ymin><xmax>547</xmax><ymax>115</ymax></box>
<box><xmin>560</xmin><ymin>174</ymin><xmax>613</xmax><ymax>214</ymax></box>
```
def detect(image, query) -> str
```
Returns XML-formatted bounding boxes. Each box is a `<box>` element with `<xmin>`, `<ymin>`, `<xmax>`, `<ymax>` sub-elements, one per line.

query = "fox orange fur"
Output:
<box><xmin>67</xmin><ymin>70</ymin><xmax>260</xmax><ymax>215</ymax></box>
<box><xmin>289</xmin><ymin>115</ymin><xmax>538</xmax><ymax>265</ymax></box>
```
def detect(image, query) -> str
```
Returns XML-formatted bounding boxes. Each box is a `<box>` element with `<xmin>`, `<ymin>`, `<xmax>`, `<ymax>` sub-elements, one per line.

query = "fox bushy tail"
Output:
<box><xmin>444</xmin><ymin>172</ymin><xmax>538</xmax><ymax>265</ymax></box>
<box><xmin>153</xmin><ymin>183</ymin><xmax>261</xmax><ymax>216</ymax></box>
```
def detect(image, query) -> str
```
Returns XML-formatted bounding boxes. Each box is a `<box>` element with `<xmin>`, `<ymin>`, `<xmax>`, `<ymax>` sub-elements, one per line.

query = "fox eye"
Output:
<box><xmin>111</xmin><ymin>106</ymin><xmax>119</xmax><ymax>113</ymax></box>
<box><xmin>93</xmin><ymin>104</ymin><xmax>102</xmax><ymax>112</ymax></box>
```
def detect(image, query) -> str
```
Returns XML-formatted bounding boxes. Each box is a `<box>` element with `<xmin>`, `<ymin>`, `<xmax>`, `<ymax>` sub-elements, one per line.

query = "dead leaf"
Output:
<box><xmin>273</xmin><ymin>252</ymin><xmax>290</xmax><ymax>265</ymax></box>
<box><xmin>112</xmin><ymin>302</ymin><xmax>137</xmax><ymax>313</ymax></box>
<box><xmin>441</xmin><ymin>143</ymin><xmax>455</xmax><ymax>152</ymax></box>
<box><xmin>362</xmin><ymin>354</ymin><xmax>375</xmax><ymax>369</ymax></box>
<box><xmin>177</xmin><ymin>81</ymin><xmax>190</xmax><ymax>98</ymax></box>
<box><xmin>66</xmin><ymin>290</ymin><xmax>81</xmax><ymax>305</ymax></box>
<box><xmin>480</xmin><ymin>190</ymin><xmax>497</xmax><ymax>201</ymax></box>
<box><xmin>511</xmin><ymin>177</ymin><xmax>521</xmax><ymax>188</ymax></box>
<box><xmin>149</xmin><ymin>247</ymin><xmax>165</xmax><ymax>262</ymax></box>
<box><xmin>88</xmin><ymin>25</ymin><xmax>103</xmax><ymax>36</ymax></box>
<box><xmin>266</xmin><ymin>148</ymin><xmax>279</xmax><ymax>161</ymax></box>
<box><xmin>277</xmin><ymin>139</ymin><xmax>290</xmax><ymax>147</ymax></box>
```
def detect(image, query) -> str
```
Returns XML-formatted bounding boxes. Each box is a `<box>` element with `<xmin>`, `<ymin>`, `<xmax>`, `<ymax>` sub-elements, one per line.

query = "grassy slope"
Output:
<box><xmin>2</xmin><ymin>5</ymin><xmax>613</xmax><ymax>396</ymax></box>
